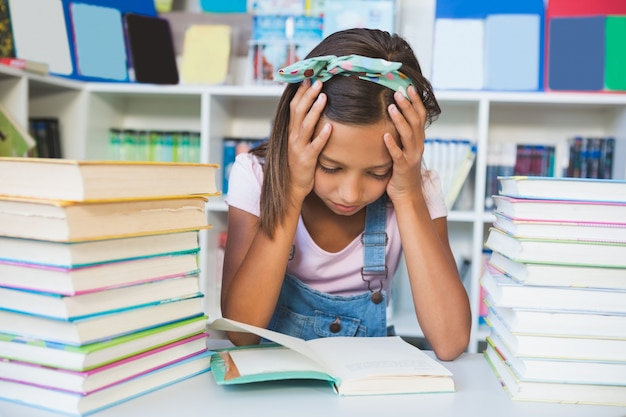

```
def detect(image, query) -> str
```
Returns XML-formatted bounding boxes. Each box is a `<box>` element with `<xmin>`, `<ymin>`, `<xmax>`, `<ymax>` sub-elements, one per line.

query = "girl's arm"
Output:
<box><xmin>384</xmin><ymin>86</ymin><xmax>471</xmax><ymax>360</ymax></box>
<box><xmin>221</xmin><ymin>80</ymin><xmax>331</xmax><ymax>345</ymax></box>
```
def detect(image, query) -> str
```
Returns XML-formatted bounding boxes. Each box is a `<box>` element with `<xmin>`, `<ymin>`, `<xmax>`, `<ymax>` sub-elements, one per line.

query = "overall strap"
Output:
<box><xmin>361</xmin><ymin>194</ymin><xmax>388</xmax><ymax>300</ymax></box>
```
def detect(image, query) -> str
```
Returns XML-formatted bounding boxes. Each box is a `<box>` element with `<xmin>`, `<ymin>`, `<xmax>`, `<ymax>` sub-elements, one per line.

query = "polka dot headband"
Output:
<box><xmin>274</xmin><ymin>54</ymin><xmax>413</xmax><ymax>100</ymax></box>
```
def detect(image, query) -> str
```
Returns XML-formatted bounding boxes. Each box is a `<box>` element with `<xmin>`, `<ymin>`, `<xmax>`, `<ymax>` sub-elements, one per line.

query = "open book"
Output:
<box><xmin>209</xmin><ymin>318</ymin><xmax>455</xmax><ymax>396</ymax></box>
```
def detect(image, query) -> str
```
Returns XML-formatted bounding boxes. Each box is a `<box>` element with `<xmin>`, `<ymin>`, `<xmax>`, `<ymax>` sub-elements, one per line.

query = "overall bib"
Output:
<box><xmin>268</xmin><ymin>196</ymin><xmax>389</xmax><ymax>340</ymax></box>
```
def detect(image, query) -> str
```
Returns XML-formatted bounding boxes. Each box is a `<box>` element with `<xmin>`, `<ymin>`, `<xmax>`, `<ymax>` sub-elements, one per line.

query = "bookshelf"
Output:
<box><xmin>1</xmin><ymin>65</ymin><xmax>625</xmax><ymax>353</ymax></box>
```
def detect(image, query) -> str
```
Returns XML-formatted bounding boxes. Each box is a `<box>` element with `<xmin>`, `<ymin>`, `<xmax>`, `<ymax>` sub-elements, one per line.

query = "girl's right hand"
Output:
<box><xmin>287</xmin><ymin>79</ymin><xmax>332</xmax><ymax>204</ymax></box>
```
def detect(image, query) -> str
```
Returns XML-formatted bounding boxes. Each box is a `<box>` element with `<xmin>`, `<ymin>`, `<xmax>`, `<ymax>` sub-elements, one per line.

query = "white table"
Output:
<box><xmin>1</xmin><ymin>351</ymin><xmax>625</xmax><ymax>417</ymax></box>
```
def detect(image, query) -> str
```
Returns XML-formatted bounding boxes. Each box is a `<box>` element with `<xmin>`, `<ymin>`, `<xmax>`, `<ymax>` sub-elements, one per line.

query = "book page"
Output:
<box><xmin>227</xmin><ymin>346</ymin><xmax>329</xmax><ymax>377</ymax></box>
<box><xmin>307</xmin><ymin>336</ymin><xmax>452</xmax><ymax>382</ymax></box>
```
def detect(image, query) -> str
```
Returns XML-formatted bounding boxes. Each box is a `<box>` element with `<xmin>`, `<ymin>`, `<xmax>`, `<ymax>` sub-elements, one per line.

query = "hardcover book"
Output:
<box><xmin>484</xmin><ymin>342</ymin><xmax>626</xmax><ymax>406</ymax></box>
<box><xmin>209</xmin><ymin>318</ymin><xmax>455</xmax><ymax>396</ymax></box>
<box><xmin>0</xmin><ymin>275</ymin><xmax>200</xmax><ymax>320</ymax></box>
<box><xmin>0</xmin><ymin>333</ymin><xmax>208</xmax><ymax>394</ymax></box>
<box><xmin>486</xmin><ymin>333</ymin><xmax>626</xmax><ymax>386</ymax></box>
<box><xmin>0</xmin><ymin>157</ymin><xmax>218</xmax><ymax>201</ymax></box>
<box><xmin>480</xmin><ymin>266</ymin><xmax>626</xmax><ymax>314</ymax></box>
<box><xmin>0</xmin><ymin>195</ymin><xmax>210</xmax><ymax>242</ymax></box>
<box><xmin>485</xmin><ymin>309</ymin><xmax>626</xmax><ymax>362</ymax></box>
<box><xmin>484</xmin><ymin>226</ymin><xmax>626</xmax><ymax>268</ymax></box>
<box><xmin>0</xmin><ymin>231</ymin><xmax>200</xmax><ymax>269</ymax></box>
<box><xmin>492</xmin><ymin>195</ymin><xmax>626</xmax><ymax>223</ymax></box>
<box><xmin>488</xmin><ymin>250</ymin><xmax>626</xmax><ymax>290</ymax></box>
<box><xmin>497</xmin><ymin>175</ymin><xmax>626</xmax><ymax>203</ymax></box>
<box><xmin>0</xmin><ymin>316</ymin><xmax>207</xmax><ymax>371</ymax></box>
<box><xmin>0</xmin><ymin>350</ymin><xmax>212</xmax><ymax>416</ymax></box>
<box><xmin>0</xmin><ymin>294</ymin><xmax>204</xmax><ymax>346</ymax></box>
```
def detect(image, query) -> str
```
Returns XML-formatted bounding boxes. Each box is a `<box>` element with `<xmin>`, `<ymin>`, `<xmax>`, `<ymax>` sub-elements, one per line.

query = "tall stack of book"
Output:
<box><xmin>480</xmin><ymin>175</ymin><xmax>626</xmax><ymax>406</ymax></box>
<box><xmin>0</xmin><ymin>157</ymin><xmax>220</xmax><ymax>415</ymax></box>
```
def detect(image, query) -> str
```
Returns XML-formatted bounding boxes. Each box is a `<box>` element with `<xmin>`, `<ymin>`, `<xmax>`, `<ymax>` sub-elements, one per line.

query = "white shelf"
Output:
<box><xmin>4</xmin><ymin>65</ymin><xmax>625</xmax><ymax>354</ymax></box>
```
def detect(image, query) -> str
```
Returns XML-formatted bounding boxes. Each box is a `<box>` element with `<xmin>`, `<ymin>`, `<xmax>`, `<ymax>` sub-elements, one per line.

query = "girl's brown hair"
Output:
<box><xmin>251</xmin><ymin>28</ymin><xmax>441</xmax><ymax>237</ymax></box>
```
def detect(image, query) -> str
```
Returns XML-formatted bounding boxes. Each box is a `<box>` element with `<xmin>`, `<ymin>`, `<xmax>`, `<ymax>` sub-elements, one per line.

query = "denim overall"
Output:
<box><xmin>268</xmin><ymin>196</ymin><xmax>389</xmax><ymax>340</ymax></box>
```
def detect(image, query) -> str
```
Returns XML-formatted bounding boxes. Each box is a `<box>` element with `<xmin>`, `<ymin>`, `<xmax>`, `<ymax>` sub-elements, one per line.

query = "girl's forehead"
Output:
<box><xmin>320</xmin><ymin>119</ymin><xmax>394</xmax><ymax>166</ymax></box>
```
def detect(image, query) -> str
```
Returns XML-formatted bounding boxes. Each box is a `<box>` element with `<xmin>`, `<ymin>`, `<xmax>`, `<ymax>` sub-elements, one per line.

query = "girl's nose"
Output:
<box><xmin>338</xmin><ymin>175</ymin><xmax>362</xmax><ymax>204</ymax></box>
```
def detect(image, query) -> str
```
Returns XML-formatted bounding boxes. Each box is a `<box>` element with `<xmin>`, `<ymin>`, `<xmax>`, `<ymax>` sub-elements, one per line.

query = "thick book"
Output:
<box><xmin>484</xmin><ymin>226</ymin><xmax>626</xmax><ymax>268</ymax></box>
<box><xmin>488</xmin><ymin>250</ymin><xmax>626</xmax><ymax>290</ymax></box>
<box><xmin>480</xmin><ymin>266</ymin><xmax>626</xmax><ymax>314</ymax></box>
<box><xmin>486</xmin><ymin>333</ymin><xmax>626</xmax><ymax>386</ymax></box>
<box><xmin>209</xmin><ymin>318</ymin><xmax>454</xmax><ymax>396</ymax></box>
<box><xmin>0</xmin><ymin>275</ymin><xmax>200</xmax><ymax>320</ymax></box>
<box><xmin>497</xmin><ymin>175</ymin><xmax>626</xmax><ymax>203</ymax></box>
<box><xmin>493</xmin><ymin>212</ymin><xmax>626</xmax><ymax>243</ymax></box>
<box><xmin>0</xmin><ymin>316</ymin><xmax>207</xmax><ymax>371</ymax></box>
<box><xmin>0</xmin><ymin>157</ymin><xmax>218</xmax><ymax>201</ymax></box>
<box><xmin>0</xmin><ymin>230</ymin><xmax>200</xmax><ymax>269</ymax></box>
<box><xmin>492</xmin><ymin>195</ymin><xmax>626</xmax><ymax>224</ymax></box>
<box><xmin>485</xmin><ymin>299</ymin><xmax>626</xmax><ymax>340</ymax></box>
<box><xmin>0</xmin><ymin>333</ymin><xmax>208</xmax><ymax>394</ymax></box>
<box><xmin>485</xmin><ymin>309</ymin><xmax>626</xmax><ymax>362</ymax></box>
<box><xmin>484</xmin><ymin>343</ymin><xmax>626</xmax><ymax>406</ymax></box>
<box><xmin>0</xmin><ymin>254</ymin><xmax>199</xmax><ymax>296</ymax></box>
<box><xmin>0</xmin><ymin>350</ymin><xmax>212</xmax><ymax>416</ymax></box>
<box><xmin>0</xmin><ymin>294</ymin><xmax>204</xmax><ymax>346</ymax></box>
<box><xmin>0</xmin><ymin>195</ymin><xmax>210</xmax><ymax>242</ymax></box>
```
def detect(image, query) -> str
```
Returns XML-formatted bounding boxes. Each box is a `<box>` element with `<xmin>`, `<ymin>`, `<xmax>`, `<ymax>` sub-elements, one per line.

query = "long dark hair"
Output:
<box><xmin>252</xmin><ymin>28</ymin><xmax>441</xmax><ymax>237</ymax></box>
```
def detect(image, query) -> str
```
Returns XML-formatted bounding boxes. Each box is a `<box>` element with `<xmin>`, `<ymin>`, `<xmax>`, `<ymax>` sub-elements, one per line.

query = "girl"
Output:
<box><xmin>221</xmin><ymin>28</ymin><xmax>471</xmax><ymax>360</ymax></box>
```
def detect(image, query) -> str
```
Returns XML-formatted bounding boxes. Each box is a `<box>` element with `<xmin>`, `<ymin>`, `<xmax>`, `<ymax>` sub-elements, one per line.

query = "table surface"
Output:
<box><xmin>1</xmin><ymin>349</ymin><xmax>625</xmax><ymax>417</ymax></box>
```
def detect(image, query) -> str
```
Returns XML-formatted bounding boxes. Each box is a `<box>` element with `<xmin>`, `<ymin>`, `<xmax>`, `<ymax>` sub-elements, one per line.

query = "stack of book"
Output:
<box><xmin>481</xmin><ymin>175</ymin><xmax>626</xmax><ymax>406</ymax></box>
<box><xmin>0</xmin><ymin>157</ymin><xmax>220</xmax><ymax>415</ymax></box>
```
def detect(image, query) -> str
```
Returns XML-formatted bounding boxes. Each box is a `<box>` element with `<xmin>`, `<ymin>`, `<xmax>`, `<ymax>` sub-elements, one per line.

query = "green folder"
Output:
<box><xmin>605</xmin><ymin>16</ymin><xmax>626</xmax><ymax>91</ymax></box>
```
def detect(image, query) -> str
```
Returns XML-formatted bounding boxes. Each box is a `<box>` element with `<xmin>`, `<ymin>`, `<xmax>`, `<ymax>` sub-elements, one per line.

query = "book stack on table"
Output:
<box><xmin>480</xmin><ymin>175</ymin><xmax>626</xmax><ymax>407</ymax></box>
<box><xmin>0</xmin><ymin>157</ymin><xmax>221</xmax><ymax>416</ymax></box>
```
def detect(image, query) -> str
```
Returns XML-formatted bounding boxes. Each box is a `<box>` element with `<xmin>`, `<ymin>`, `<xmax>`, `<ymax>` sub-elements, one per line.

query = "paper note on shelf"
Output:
<box><xmin>181</xmin><ymin>25</ymin><xmax>232</xmax><ymax>85</ymax></box>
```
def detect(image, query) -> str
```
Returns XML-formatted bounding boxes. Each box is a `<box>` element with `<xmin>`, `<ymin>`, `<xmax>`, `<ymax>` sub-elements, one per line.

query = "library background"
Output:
<box><xmin>1</xmin><ymin>0</ymin><xmax>626</xmax><ymax>414</ymax></box>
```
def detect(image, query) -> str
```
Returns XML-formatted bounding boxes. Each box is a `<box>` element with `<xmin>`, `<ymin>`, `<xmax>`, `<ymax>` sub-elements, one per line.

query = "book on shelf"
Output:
<box><xmin>488</xmin><ymin>250</ymin><xmax>626</xmax><ymax>290</ymax></box>
<box><xmin>484</xmin><ymin>226</ymin><xmax>626</xmax><ymax>268</ymax></box>
<box><xmin>484</xmin><ymin>309</ymin><xmax>626</xmax><ymax>362</ymax></box>
<box><xmin>484</xmin><ymin>342</ymin><xmax>626</xmax><ymax>406</ymax></box>
<box><xmin>486</xmin><ymin>332</ymin><xmax>626</xmax><ymax>386</ymax></box>
<box><xmin>0</xmin><ymin>230</ymin><xmax>200</xmax><ymax>269</ymax></box>
<box><xmin>485</xmin><ymin>298</ymin><xmax>626</xmax><ymax>340</ymax></box>
<box><xmin>0</xmin><ymin>195</ymin><xmax>210</xmax><ymax>242</ymax></box>
<box><xmin>0</xmin><ymin>275</ymin><xmax>200</xmax><ymax>320</ymax></box>
<box><xmin>0</xmin><ymin>57</ymin><xmax>49</xmax><ymax>75</ymax></box>
<box><xmin>444</xmin><ymin>143</ymin><xmax>477</xmax><ymax>209</ymax></box>
<box><xmin>0</xmin><ymin>157</ymin><xmax>219</xmax><ymax>201</ymax></box>
<box><xmin>0</xmin><ymin>349</ymin><xmax>212</xmax><ymax>416</ymax></box>
<box><xmin>28</xmin><ymin>117</ymin><xmax>62</xmax><ymax>158</ymax></box>
<box><xmin>0</xmin><ymin>294</ymin><xmax>204</xmax><ymax>346</ymax></box>
<box><xmin>492</xmin><ymin>212</ymin><xmax>626</xmax><ymax>243</ymax></box>
<box><xmin>0</xmin><ymin>103</ymin><xmax>36</xmax><ymax>158</ymax></box>
<box><xmin>0</xmin><ymin>333</ymin><xmax>208</xmax><ymax>395</ymax></box>
<box><xmin>0</xmin><ymin>316</ymin><xmax>208</xmax><ymax>371</ymax></box>
<box><xmin>497</xmin><ymin>175</ymin><xmax>626</xmax><ymax>203</ymax></box>
<box><xmin>480</xmin><ymin>265</ymin><xmax>626</xmax><ymax>314</ymax></box>
<box><xmin>0</xmin><ymin>253</ymin><xmax>199</xmax><ymax>296</ymax></box>
<box><xmin>209</xmin><ymin>317</ymin><xmax>454</xmax><ymax>396</ymax></box>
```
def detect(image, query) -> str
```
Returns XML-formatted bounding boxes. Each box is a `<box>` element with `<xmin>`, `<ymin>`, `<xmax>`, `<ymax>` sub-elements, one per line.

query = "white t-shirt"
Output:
<box><xmin>225</xmin><ymin>153</ymin><xmax>448</xmax><ymax>297</ymax></box>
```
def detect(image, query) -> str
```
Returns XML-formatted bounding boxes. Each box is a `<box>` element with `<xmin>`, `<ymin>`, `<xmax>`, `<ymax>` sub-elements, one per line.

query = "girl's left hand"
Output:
<box><xmin>383</xmin><ymin>85</ymin><xmax>427</xmax><ymax>203</ymax></box>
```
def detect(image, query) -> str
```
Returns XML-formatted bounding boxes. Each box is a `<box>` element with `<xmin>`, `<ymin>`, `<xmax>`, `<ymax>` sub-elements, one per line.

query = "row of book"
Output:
<box><xmin>222</xmin><ymin>137</ymin><xmax>266</xmax><ymax>194</ymax></box>
<box><xmin>108</xmin><ymin>129</ymin><xmax>201</xmax><ymax>163</ymax></box>
<box><xmin>423</xmin><ymin>138</ymin><xmax>477</xmax><ymax>210</ymax></box>
<box><xmin>28</xmin><ymin>117</ymin><xmax>62</xmax><ymax>158</ymax></box>
<box><xmin>566</xmin><ymin>136</ymin><xmax>615</xmax><ymax>180</ymax></box>
<box><xmin>481</xmin><ymin>175</ymin><xmax>626</xmax><ymax>406</ymax></box>
<box><xmin>0</xmin><ymin>157</ymin><xmax>220</xmax><ymax>415</ymax></box>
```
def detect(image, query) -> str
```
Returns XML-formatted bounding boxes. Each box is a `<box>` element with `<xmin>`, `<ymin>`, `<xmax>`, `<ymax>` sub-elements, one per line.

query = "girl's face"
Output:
<box><xmin>312</xmin><ymin>117</ymin><xmax>397</xmax><ymax>216</ymax></box>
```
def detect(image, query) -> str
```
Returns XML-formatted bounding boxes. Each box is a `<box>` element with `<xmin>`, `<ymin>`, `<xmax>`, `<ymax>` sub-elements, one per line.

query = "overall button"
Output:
<box><xmin>371</xmin><ymin>291</ymin><xmax>383</xmax><ymax>304</ymax></box>
<box><xmin>329</xmin><ymin>318</ymin><xmax>341</xmax><ymax>333</ymax></box>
